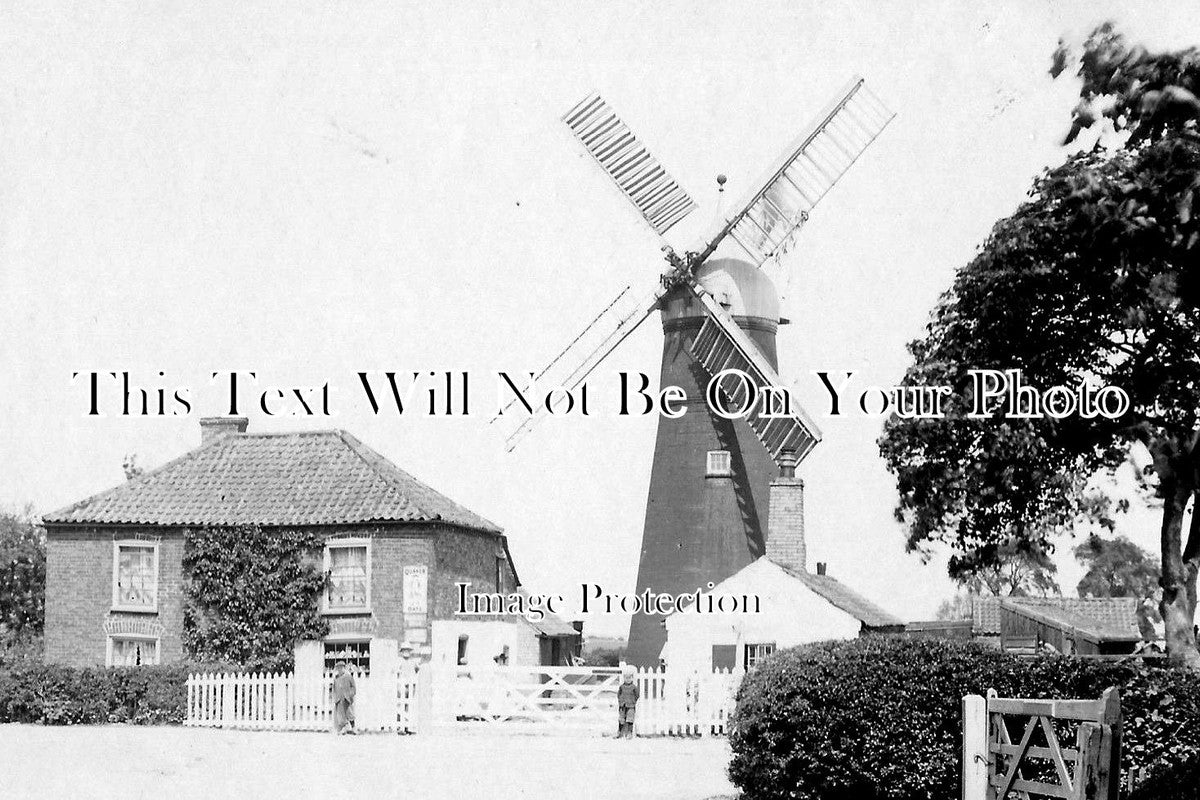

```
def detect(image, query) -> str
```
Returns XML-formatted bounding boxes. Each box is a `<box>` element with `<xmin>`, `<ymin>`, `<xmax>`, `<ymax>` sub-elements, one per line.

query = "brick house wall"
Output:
<box><xmin>45</xmin><ymin>526</ymin><xmax>186</xmax><ymax>667</ymax></box>
<box><xmin>44</xmin><ymin>521</ymin><xmax>517</xmax><ymax>667</ymax></box>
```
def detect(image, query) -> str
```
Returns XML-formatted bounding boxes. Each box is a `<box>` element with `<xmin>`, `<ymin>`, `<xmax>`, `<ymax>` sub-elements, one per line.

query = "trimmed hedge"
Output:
<box><xmin>727</xmin><ymin>637</ymin><xmax>1200</xmax><ymax>800</ymax></box>
<box><xmin>0</xmin><ymin>663</ymin><xmax>232</xmax><ymax>726</ymax></box>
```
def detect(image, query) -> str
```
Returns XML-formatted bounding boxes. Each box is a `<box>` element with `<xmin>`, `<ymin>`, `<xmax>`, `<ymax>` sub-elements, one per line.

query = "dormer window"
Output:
<box><xmin>706</xmin><ymin>450</ymin><xmax>732</xmax><ymax>477</ymax></box>
<box><xmin>324</xmin><ymin>539</ymin><xmax>371</xmax><ymax>613</ymax></box>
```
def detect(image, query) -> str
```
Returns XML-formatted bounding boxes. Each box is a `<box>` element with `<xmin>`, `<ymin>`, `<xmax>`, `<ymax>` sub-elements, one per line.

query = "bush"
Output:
<box><xmin>0</xmin><ymin>662</ymin><xmax>233</xmax><ymax>725</ymax></box>
<box><xmin>727</xmin><ymin>636</ymin><xmax>1200</xmax><ymax>800</ymax></box>
<box><xmin>0</xmin><ymin>629</ymin><xmax>43</xmax><ymax>668</ymax></box>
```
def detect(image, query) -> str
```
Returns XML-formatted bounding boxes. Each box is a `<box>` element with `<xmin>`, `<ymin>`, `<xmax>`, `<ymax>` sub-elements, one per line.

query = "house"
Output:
<box><xmin>658</xmin><ymin>458</ymin><xmax>903</xmax><ymax>672</ymax></box>
<box><xmin>905</xmin><ymin>596</ymin><xmax>1144</xmax><ymax>657</ymax></box>
<box><xmin>41</xmin><ymin>417</ymin><xmax>579</xmax><ymax>671</ymax></box>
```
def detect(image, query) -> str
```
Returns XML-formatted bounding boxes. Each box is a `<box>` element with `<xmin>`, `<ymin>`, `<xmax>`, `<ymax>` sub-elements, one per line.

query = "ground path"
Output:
<box><xmin>0</xmin><ymin>724</ymin><xmax>737</xmax><ymax>799</ymax></box>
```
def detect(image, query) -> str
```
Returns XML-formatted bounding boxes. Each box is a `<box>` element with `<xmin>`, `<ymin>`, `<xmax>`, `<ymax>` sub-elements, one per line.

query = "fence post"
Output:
<box><xmin>962</xmin><ymin>694</ymin><xmax>988</xmax><ymax>800</ymax></box>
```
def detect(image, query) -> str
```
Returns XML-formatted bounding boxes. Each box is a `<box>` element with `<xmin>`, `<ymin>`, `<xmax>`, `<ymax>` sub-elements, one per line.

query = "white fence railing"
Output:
<box><xmin>185</xmin><ymin>670</ymin><xmax>419</xmax><ymax>732</ymax></box>
<box><xmin>634</xmin><ymin>667</ymin><xmax>742</xmax><ymax>737</ymax></box>
<box><xmin>431</xmin><ymin>665</ymin><xmax>742</xmax><ymax>737</ymax></box>
<box><xmin>186</xmin><ymin>665</ymin><xmax>740</xmax><ymax>737</ymax></box>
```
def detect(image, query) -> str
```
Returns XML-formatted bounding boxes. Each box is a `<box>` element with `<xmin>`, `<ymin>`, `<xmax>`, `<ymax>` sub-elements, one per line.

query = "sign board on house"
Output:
<box><xmin>403</xmin><ymin>565</ymin><xmax>428</xmax><ymax>614</ymax></box>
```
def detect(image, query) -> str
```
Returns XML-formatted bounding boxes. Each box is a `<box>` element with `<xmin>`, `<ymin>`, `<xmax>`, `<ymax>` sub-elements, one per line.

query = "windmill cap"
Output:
<box><xmin>660</xmin><ymin>257</ymin><xmax>780</xmax><ymax>324</ymax></box>
<box><xmin>692</xmin><ymin>257</ymin><xmax>780</xmax><ymax>321</ymax></box>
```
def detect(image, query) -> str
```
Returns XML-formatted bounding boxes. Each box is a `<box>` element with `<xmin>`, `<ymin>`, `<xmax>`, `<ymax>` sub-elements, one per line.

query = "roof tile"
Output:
<box><xmin>44</xmin><ymin>430</ymin><xmax>500</xmax><ymax>532</ymax></box>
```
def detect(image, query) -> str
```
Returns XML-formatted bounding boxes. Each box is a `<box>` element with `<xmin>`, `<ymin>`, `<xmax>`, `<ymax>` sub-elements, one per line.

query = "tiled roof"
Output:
<box><xmin>44</xmin><ymin>430</ymin><xmax>500</xmax><ymax>532</ymax></box>
<box><xmin>974</xmin><ymin>597</ymin><xmax>1140</xmax><ymax>641</ymax></box>
<box><xmin>999</xmin><ymin>597</ymin><xmax>1142</xmax><ymax>643</ymax></box>
<box><xmin>777</xmin><ymin>562</ymin><xmax>904</xmax><ymax>629</ymax></box>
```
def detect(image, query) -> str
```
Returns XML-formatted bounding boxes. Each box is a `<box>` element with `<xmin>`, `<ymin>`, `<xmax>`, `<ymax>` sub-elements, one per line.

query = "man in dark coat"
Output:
<box><xmin>333</xmin><ymin>660</ymin><xmax>356</xmax><ymax>735</ymax></box>
<box><xmin>616</xmin><ymin>669</ymin><xmax>639</xmax><ymax>739</ymax></box>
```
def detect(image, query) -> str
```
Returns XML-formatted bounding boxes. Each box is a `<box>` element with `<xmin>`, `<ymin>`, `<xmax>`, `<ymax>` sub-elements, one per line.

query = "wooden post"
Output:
<box><xmin>1100</xmin><ymin>687</ymin><xmax>1121</xmax><ymax>800</ymax></box>
<box><xmin>1076</xmin><ymin>722</ymin><xmax>1115</xmax><ymax>800</ymax></box>
<box><xmin>962</xmin><ymin>694</ymin><xmax>988</xmax><ymax>800</ymax></box>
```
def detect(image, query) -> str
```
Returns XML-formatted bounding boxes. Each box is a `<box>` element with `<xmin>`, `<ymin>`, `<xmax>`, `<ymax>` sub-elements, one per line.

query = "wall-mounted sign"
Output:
<box><xmin>403</xmin><ymin>565</ymin><xmax>428</xmax><ymax>615</ymax></box>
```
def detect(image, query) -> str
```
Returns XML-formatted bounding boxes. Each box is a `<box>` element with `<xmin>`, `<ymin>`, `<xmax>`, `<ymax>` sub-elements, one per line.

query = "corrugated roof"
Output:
<box><xmin>44</xmin><ymin>430</ymin><xmax>501</xmax><ymax>532</ymax></box>
<box><xmin>777</xmin><ymin>562</ymin><xmax>904</xmax><ymax>629</ymax></box>
<box><xmin>974</xmin><ymin>596</ymin><xmax>1140</xmax><ymax>641</ymax></box>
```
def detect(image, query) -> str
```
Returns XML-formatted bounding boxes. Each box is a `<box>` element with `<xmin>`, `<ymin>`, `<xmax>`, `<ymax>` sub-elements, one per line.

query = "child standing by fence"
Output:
<box><xmin>617</xmin><ymin>667</ymin><xmax>639</xmax><ymax>739</ymax></box>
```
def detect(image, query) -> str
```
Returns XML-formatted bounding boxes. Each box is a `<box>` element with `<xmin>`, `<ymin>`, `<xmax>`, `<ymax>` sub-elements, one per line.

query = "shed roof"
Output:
<box><xmin>998</xmin><ymin>597</ymin><xmax>1142</xmax><ymax>644</ymax></box>
<box><xmin>974</xmin><ymin>596</ymin><xmax>1140</xmax><ymax>642</ymax></box>
<box><xmin>44</xmin><ymin>429</ymin><xmax>501</xmax><ymax>533</ymax></box>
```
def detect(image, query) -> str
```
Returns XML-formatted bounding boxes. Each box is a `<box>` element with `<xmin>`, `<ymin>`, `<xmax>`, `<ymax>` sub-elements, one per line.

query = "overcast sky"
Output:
<box><xmin>3</xmin><ymin>1</ymin><xmax>1197</xmax><ymax>636</ymax></box>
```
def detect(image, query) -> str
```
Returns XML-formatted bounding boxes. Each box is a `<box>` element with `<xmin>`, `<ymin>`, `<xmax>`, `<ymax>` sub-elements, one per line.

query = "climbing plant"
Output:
<box><xmin>182</xmin><ymin>526</ymin><xmax>328</xmax><ymax>671</ymax></box>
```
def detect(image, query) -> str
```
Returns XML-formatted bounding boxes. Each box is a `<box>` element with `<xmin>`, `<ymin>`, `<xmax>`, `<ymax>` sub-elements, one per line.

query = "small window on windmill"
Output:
<box><xmin>706</xmin><ymin>450</ymin><xmax>732</xmax><ymax>477</ymax></box>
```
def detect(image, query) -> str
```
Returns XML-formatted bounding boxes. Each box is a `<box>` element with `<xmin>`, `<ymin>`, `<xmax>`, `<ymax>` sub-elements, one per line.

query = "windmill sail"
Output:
<box><xmin>494</xmin><ymin>281</ymin><xmax>665</xmax><ymax>450</ymax></box>
<box><xmin>563</xmin><ymin>93</ymin><xmax>698</xmax><ymax>235</ymax></box>
<box><xmin>698</xmin><ymin>77</ymin><xmax>894</xmax><ymax>266</ymax></box>
<box><xmin>688</xmin><ymin>286</ymin><xmax>822</xmax><ymax>464</ymax></box>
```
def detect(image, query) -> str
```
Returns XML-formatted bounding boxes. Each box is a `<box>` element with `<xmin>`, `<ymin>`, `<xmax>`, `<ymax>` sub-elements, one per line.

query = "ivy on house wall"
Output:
<box><xmin>182</xmin><ymin>526</ymin><xmax>328</xmax><ymax>671</ymax></box>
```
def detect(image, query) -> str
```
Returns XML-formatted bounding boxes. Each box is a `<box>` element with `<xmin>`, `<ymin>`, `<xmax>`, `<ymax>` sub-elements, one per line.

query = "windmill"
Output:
<box><xmin>499</xmin><ymin>77</ymin><xmax>894</xmax><ymax>665</ymax></box>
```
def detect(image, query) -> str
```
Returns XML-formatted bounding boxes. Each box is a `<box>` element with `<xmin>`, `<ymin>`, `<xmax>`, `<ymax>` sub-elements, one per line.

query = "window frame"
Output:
<box><xmin>111</xmin><ymin>540</ymin><xmax>160</xmax><ymax>613</ymax></box>
<box><xmin>106</xmin><ymin>635</ymin><xmax>161</xmax><ymax>667</ymax></box>
<box><xmin>322</xmin><ymin>538</ymin><xmax>372</xmax><ymax>615</ymax></box>
<box><xmin>743</xmin><ymin>642</ymin><xmax>776</xmax><ymax>670</ymax></box>
<box><xmin>706</xmin><ymin>450</ymin><xmax>733</xmax><ymax>478</ymax></box>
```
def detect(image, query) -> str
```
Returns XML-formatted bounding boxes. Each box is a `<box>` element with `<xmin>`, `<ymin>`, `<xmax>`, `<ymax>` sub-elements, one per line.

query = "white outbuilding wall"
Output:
<box><xmin>660</xmin><ymin>558</ymin><xmax>863</xmax><ymax>672</ymax></box>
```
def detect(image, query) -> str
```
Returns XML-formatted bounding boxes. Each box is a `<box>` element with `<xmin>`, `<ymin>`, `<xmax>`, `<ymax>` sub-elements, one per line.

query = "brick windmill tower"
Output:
<box><xmin>499</xmin><ymin>78</ymin><xmax>894</xmax><ymax>665</ymax></box>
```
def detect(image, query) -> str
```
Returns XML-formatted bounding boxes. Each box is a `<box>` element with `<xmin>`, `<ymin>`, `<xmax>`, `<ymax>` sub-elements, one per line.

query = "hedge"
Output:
<box><xmin>0</xmin><ymin>663</ymin><xmax>233</xmax><ymax>726</ymax></box>
<box><xmin>727</xmin><ymin>636</ymin><xmax>1200</xmax><ymax>800</ymax></box>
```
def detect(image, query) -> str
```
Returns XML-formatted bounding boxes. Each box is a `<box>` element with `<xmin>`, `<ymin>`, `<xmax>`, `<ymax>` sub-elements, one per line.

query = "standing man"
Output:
<box><xmin>332</xmin><ymin>660</ymin><xmax>356</xmax><ymax>735</ymax></box>
<box><xmin>616</xmin><ymin>667</ymin><xmax>639</xmax><ymax>739</ymax></box>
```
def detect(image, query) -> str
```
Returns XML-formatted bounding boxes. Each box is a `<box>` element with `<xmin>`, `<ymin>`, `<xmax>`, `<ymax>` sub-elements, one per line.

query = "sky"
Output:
<box><xmin>3</xmin><ymin>1</ymin><xmax>1198</xmax><ymax>637</ymax></box>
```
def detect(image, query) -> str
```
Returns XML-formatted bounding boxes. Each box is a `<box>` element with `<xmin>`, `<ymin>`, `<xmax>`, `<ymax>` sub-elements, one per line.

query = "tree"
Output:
<box><xmin>879</xmin><ymin>26</ymin><xmax>1200</xmax><ymax>667</ymax></box>
<box><xmin>1075</xmin><ymin>535</ymin><xmax>1162</xmax><ymax>639</ymax></box>
<box><xmin>122</xmin><ymin>454</ymin><xmax>144</xmax><ymax>481</ymax></box>
<box><xmin>0</xmin><ymin>507</ymin><xmax>46</xmax><ymax>633</ymax></box>
<box><xmin>959</xmin><ymin>541</ymin><xmax>1060</xmax><ymax>598</ymax></box>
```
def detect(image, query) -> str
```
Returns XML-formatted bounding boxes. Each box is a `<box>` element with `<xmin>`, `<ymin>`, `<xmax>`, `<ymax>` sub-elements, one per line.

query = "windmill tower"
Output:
<box><xmin>498</xmin><ymin>78</ymin><xmax>894</xmax><ymax>665</ymax></box>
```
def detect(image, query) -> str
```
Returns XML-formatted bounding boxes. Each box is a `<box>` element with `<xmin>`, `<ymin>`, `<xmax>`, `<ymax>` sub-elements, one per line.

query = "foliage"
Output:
<box><xmin>934</xmin><ymin>593</ymin><xmax>973</xmax><ymax>621</ymax></box>
<box><xmin>1076</xmin><ymin>535</ymin><xmax>1162</xmax><ymax>639</ymax></box>
<box><xmin>0</xmin><ymin>629</ymin><xmax>43</xmax><ymax>668</ymax></box>
<box><xmin>0</xmin><ymin>662</ymin><xmax>232</xmax><ymax>725</ymax></box>
<box><xmin>581</xmin><ymin>646</ymin><xmax>626</xmax><ymax>667</ymax></box>
<box><xmin>879</xmin><ymin>23</ymin><xmax>1200</xmax><ymax>664</ymax></box>
<box><xmin>959</xmin><ymin>540</ymin><xmax>1060</xmax><ymax>598</ymax></box>
<box><xmin>121</xmin><ymin>453</ymin><xmax>144</xmax><ymax>481</ymax></box>
<box><xmin>727</xmin><ymin>637</ymin><xmax>1200</xmax><ymax>800</ymax></box>
<box><xmin>1052</xmin><ymin>22</ymin><xmax>1200</xmax><ymax>146</ymax></box>
<box><xmin>0</xmin><ymin>507</ymin><xmax>46</xmax><ymax>633</ymax></box>
<box><xmin>182</xmin><ymin>526</ymin><xmax>328</xmax><ymax>671</ymax></box>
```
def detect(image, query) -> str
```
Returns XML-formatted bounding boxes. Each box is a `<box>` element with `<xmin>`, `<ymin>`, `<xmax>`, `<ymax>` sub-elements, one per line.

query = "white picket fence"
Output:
<box><xmin>185</xmin><ymin>670</ymin><xmax>419</xmax><ymax>733</ymax></box>
<box><xmin>633</xmin><ymin>667</ymin><xmax>742</xmax><ymax>737</ymax></box>
<box><xmin>186</xmin><ymin>665</ymin><xmax>740</xmax><ymax>737</ymax></box>
<box><xmin>430</xmin><ymin>664</ymin><xmax>742</xmax><ymax>737</ymax></box>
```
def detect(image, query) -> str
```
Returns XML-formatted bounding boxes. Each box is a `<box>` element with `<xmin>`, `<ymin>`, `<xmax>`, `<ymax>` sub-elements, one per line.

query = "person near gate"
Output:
<box><xmin>332</xmin><ymin>660</ymin><xmax>357</xmax><ymax>735</ymax></box>
<box><xmin>617</xmin><ymin>667</ymin><xmax>639</xmax><ymax>739</ymax></box>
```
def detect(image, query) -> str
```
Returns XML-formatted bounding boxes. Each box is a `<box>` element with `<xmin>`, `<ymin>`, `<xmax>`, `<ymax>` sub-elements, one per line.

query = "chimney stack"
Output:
<box><xmin>200</xmin><ymin>416</ymin><xmax>248</xmax><ymax>446</ymax></box>
<box><xmin>766</xmin><ymin>450</ymin><xmax>806</xmax><ymax>572</ymax></box>
<box><xmin>816</xmin><ymin>562</ymin><xmax>827</xmax><ymax>576</ymax></box>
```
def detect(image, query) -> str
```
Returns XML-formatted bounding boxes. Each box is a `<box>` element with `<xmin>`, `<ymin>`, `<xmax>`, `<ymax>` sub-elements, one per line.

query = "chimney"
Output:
<box><xmin>200</xmin><ymin>416</ymin><xmax>248</xmax><ymax>446</ymax></box>
<box><xmin>816</xmin><ymin>562</ymin><xmax>827</xmax><ymax>576</ymax></box>
<box><xmin>766</xmin><ymin>450</ymin><xmax>806</xmax><ymax>572</ymax></box>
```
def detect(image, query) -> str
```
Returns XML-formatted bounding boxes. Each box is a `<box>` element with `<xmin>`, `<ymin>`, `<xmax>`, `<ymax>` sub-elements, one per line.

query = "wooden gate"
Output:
<box><xmin>962</xmin><ymin>687</ymin><xmax>1121</xmax><ymax>800</ymax></box>
<box><xmin>431</xmin><ymin>665</ymin><xmax>623</xmax><ymax>733</ymax></box>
